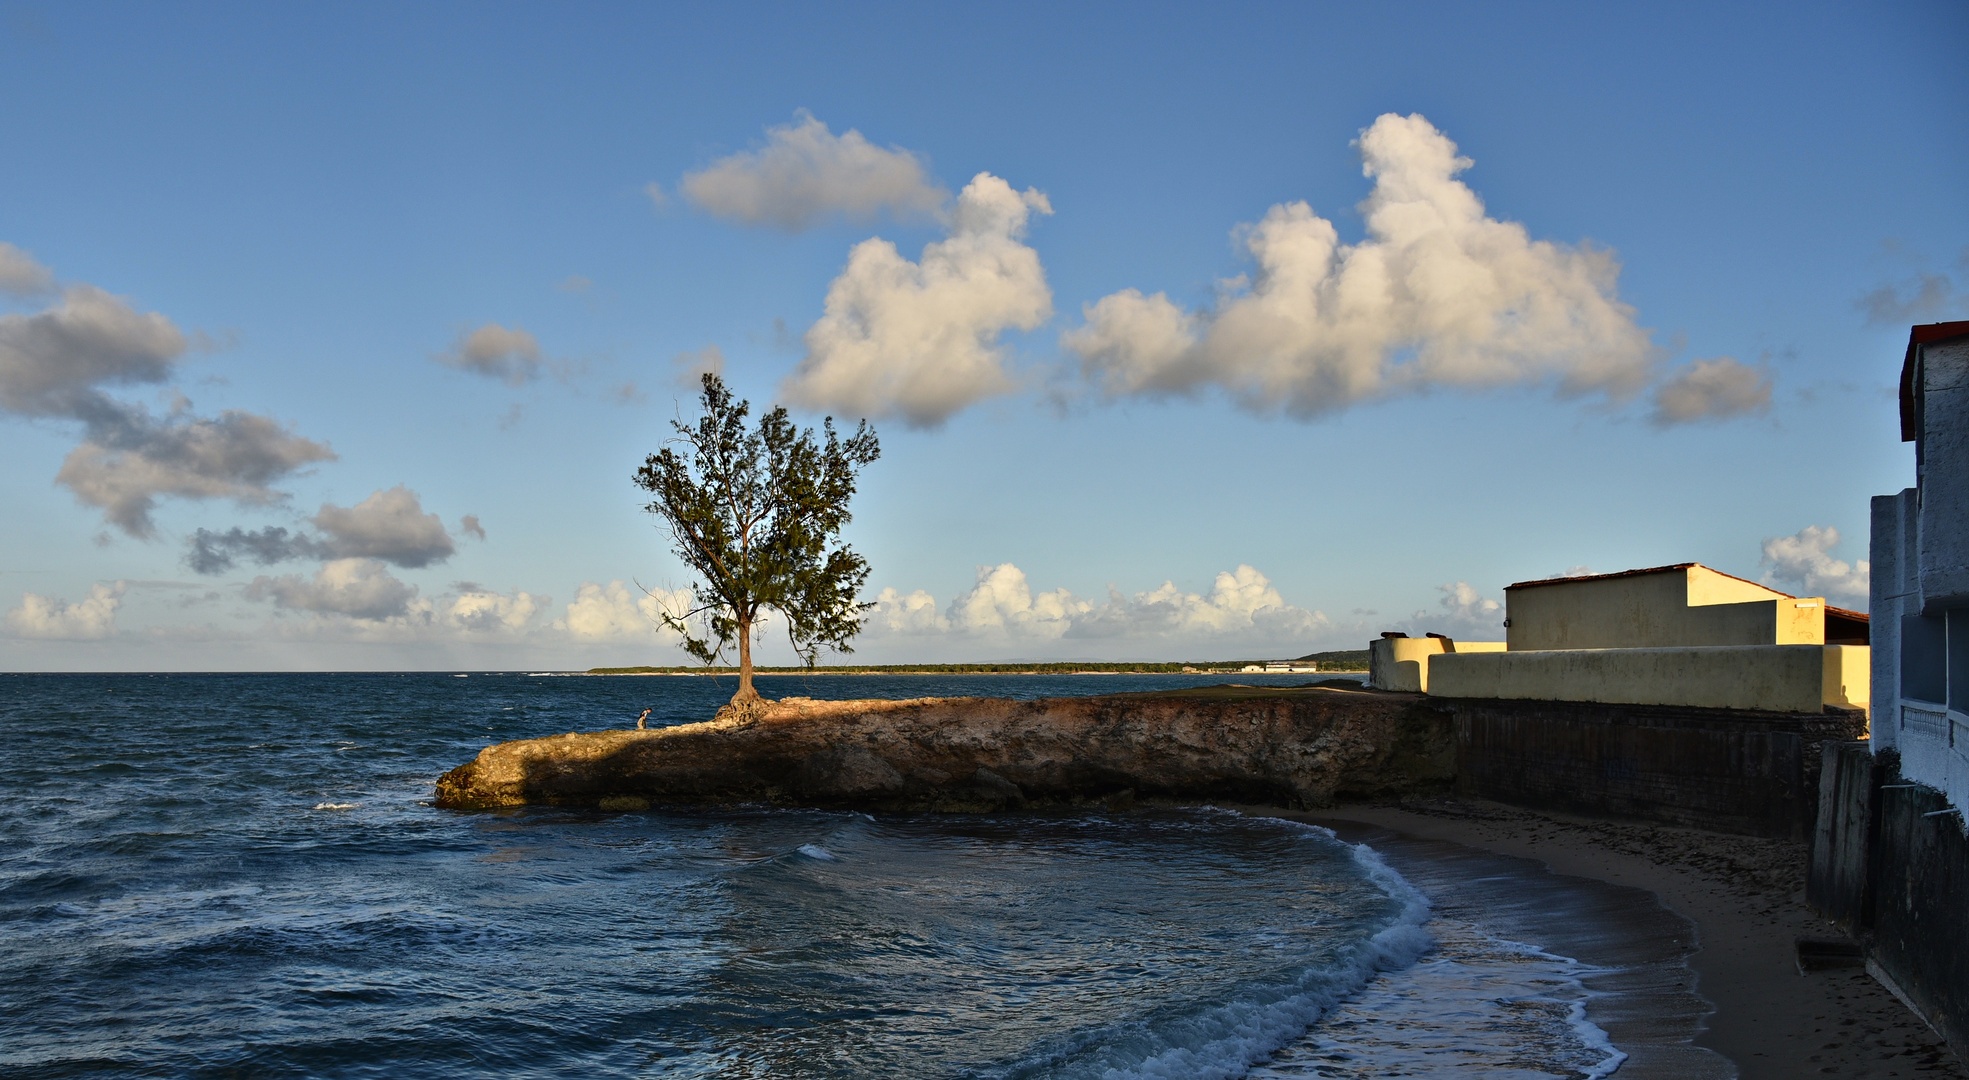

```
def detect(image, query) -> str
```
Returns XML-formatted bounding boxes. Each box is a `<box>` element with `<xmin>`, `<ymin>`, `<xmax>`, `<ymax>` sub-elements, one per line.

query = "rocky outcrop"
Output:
<box><xmin>433</xmin><ymin>685</ymin><xmax>1453</xmax><ymax>812</ymax></box>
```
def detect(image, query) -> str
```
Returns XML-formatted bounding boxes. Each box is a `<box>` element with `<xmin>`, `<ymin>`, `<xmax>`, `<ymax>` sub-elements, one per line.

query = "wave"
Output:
<box><xmin>976</xmin><ymin>833</ymin><xmax>1434</xmax><ymax>1080</ymax></box>
<box><xmin>1247</xmin><ymin>822</ymin><xmax>1628</xmax><ymax>1080</ymax></box>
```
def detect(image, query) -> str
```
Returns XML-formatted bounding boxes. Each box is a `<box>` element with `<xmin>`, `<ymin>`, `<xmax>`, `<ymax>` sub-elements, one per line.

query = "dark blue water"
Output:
<box><xmin>3</xmin><ymin>672</ymin><xmax>1477</xmax><ymax>1080</ymax></box>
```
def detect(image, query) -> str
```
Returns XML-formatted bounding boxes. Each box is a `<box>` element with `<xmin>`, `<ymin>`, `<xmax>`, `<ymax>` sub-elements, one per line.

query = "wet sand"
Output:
<box><xmin>1242</xmin><ymin>797</ymin><xmax>1964</xmax><ymax>1079</ymax></box>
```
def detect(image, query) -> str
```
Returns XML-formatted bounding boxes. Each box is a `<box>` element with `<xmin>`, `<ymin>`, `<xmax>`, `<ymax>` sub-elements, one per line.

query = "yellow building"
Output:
<box><xmin>1375</xmin><ymin>563</ymin><xmax>1870</xmax><ymax>713</ymax></box>
<box><xmin>1501</xmin><ymin>563</ymin><xmax>1868</xmax><ymax>650</ymax></box>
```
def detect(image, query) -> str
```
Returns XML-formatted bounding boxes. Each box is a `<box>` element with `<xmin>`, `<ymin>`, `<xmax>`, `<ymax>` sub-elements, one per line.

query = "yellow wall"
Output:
<box><xmin>1368</xmin><ymin>637</ymin><xmax>1507</xmax><ymax>693</ymax></box>
<box><xmin>1505</xmin><ymin>566</ymin><xmax>1827</xmax><ymax>650</ymax></box>
<box><xmin>1428</xmin><ymin>644</ymin><xmax>1870</xmax><ymax>713</ymax></box>
<box><xmin>1822</xmin><ymin>644</ymin><xmax>1870</xmax><ymax>711</ymax></box>
<box><xmin>1684</xmin><ymin>565</ymin><xmax>1790</xmax><ymax>606</ymax></box>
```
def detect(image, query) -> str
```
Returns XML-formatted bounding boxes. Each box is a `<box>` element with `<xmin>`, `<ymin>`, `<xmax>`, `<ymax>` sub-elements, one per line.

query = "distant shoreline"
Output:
<box><xmin>583</xmin><ymin>669</ymin><xmax>1371</xmax><ymax>677</ymax></box>
<box><xmin>586</xmin><ymin>655</ymin><xmax>1369</xmax><ymax>677</ymax></box>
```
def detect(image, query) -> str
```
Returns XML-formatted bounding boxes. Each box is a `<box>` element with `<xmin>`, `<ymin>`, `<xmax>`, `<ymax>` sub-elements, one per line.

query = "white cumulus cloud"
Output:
<box><xmin>553</xmin><ymin>580</ymin><xmax>692</xmax><ymax>641</ymax></box>
<box><xmin>247</xmin><ymin>558</ymin><xmax>419</xmax><ymax>621</ymax></box>
<box><xmin>948</xmin><ymin>563</ymin><xmax>1090</xmax><ymax>638</ymax></box>
<box><xmin>0</xmin><ymin>241</ymin><xmax>55</xmax><ymax>296</ymax></box>
<box><xmin>866</xmin><ymin>587</ymin><xmax>949</xmax><ymax>635</ymax></box>
<box><xmin>186</xmin><ymin>486</ymin><xmax>460</xmax><ymax>573</ymax></box>
<box><xmin>436</xmin><ymin>323</ymin><xmax>544</xmax><ymax>385</ymax></box>
<box><xmin>681</xmin><ymin>112</ymin><xmax>946</xmax><ymax>231</ymax></box>
<box><xmin>782</xmin><ymin>172</ymin><xmax>1054</xmax><ymax>427</ymax></box>
<box><xmin>0</xmin><ymin>284</ymin><xmax>187</xmax><ymax>416</ymax></box>
<box><xmin>5</xmin><ymin>581</ymin><xmax>125</xmax><ymax>639</ymax></box>
<box><xmin>1</xmin><ymin>278</ymin><xmax>333</xmax><ymax>536</ymax></box>
<box><xmin>1065</xmin><ymin>113</ymin><xmax>1656</xmax><ymax>417</ymax></box>
<box><xmin>443</xmin><ymin>587</ymin><xmax>544</xmax><ymax>633</ymax></box>
<box><xmin>1406</xmin><ymin>580</ymin><xmax>1505</xmax><ymax>638</ymax></box>
<box><xmin>1649</xmin><ymin>356</ymin><xmax>1773</xmax><ymax>425</ymax></box>
<box><xmin>1761</xmin><ymin>525</ymin><xmax>1869</xmax><ymax>602</ymax></box>
<box><xmin>55</xmin><ymin>404</ymin><xmax>334</xmax><ymax>538</ymax></box>
<box><xmin>310</xmin><ymin>486</ymin><xmax>457</xmax><ymax>567</ymax></box>
<box><xmin>865</xmin><ymin>563</ymin><xmax>1327</xmax><ymax>648</ymax></box>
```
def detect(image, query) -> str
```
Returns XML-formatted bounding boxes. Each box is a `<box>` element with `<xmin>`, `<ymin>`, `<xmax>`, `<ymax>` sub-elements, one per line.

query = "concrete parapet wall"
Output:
<box><xmin>1450</xmin><ymin>697</ymin><xmax>1867</xmax><ymax>838</ymax></box>
<box><xmin>1367</xmin><ymin>637</ymin><xmax>1505</xmax><ymax>693</ymax></box>
<box><xmin>1429</xmin><ymin>644</ymin><xmax>1867</xmax><ymax>712</ymax></box>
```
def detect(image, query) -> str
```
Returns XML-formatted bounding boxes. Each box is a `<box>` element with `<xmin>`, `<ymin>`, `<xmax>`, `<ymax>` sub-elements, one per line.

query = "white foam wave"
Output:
<box><xmin>1247</xmin><ymin>820</ymin><xmax>1628</xmax><ymax>1080</ymax></box>
<box><xmin>1035</xmin><ymin>834</ymin><xmax>1435</xmax><ymax>1080</ymax></box>
<box><xmin>1251</xmin><ymin>918</ymin><xmax>1628</xmax><ymax>1079</ymax></box>
<box><xmin>796</xmin><ymin>844</ymin><xmax>839</xmax><ymax>861</ymax></box>
<box><xmin>312</xmin><ymin>802</ymin><xmax>359</xmax><ymax>811</ymax></box>
<box><xmin>1072</xmin><ymin>820</ymin><xmax>1625</xmax><ymax>1080</ymax></box>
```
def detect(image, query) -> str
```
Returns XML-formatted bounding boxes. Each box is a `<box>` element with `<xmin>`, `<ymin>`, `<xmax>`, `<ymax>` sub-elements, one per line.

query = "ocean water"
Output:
<box><xmin>1</xmin><ymin>673</ymin><xmax>1634</xmax><ymax>1079</ymax></box>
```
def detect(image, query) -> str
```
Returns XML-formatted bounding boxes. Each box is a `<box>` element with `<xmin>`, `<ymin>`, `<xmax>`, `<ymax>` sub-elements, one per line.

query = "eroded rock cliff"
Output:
<box><xmin>433</xmin><ymin>685</ymin><xmax>1453</xmax><ymax>812</ymax></box>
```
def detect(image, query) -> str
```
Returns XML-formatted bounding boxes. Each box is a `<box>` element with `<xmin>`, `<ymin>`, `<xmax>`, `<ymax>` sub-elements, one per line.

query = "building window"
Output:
<box><xmin>1902</xmin><ymin>614</ymin><xmax>1947</xmax><ymax>705</ymax></box>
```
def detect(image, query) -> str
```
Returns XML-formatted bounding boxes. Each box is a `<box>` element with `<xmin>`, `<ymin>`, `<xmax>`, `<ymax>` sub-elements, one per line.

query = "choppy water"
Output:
<box><xmin>1</xmin><ymin>673</ymin><xmax>1634</xmax><ymax>1079</ymax></box>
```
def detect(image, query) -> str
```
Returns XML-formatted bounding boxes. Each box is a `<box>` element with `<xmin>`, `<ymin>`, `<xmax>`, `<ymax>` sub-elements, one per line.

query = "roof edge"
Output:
<box><xmin>1506</xmin><ymin>563</ymin><xmax>1698</xmax><ymax>592</ymax></box>
<box><xmin>1505</xmin><ymin>562</ymin><xmax>1792</xmax><ymax>598</ymax></box>
<box><xmin>1903</xmin><ymin>321</ymin><xmax>1969</xmax><ymax>442</ymax></box>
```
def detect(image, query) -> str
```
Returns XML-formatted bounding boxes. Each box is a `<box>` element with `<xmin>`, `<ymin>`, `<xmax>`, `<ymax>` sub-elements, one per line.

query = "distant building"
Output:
<box><xmin>1371</xmin><ymin>563</ymin><xmax>1868</xmax><ymax>712</ymax></box>
<box><xmin>1870</xmin><ymin>319</ymin><xmax>1969</xmax><ymax>813</ymax></box>
<box><xmin>1241</xmin><ymin>661</ymin><xmax>1320</xmax><ymax>673</ymax></box>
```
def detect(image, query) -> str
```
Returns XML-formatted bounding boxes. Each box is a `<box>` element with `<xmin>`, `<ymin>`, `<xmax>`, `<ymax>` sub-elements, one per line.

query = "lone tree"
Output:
<box><xmin>634</xmin><ymin>373</ymin><xmax>881</xmax><ymax>708</ymax></box>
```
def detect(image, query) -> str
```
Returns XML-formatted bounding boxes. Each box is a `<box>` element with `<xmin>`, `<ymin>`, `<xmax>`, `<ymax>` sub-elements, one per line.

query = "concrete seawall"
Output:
<box><xmin>1810</xmin><ymin>742</ymin><xmax>1969</xmax><ymax>1062</ymax></box>
<box><xmin>1447</xmin><ymin>698</ymin><xmax>1867</xmax><ymax>840</ymax></box>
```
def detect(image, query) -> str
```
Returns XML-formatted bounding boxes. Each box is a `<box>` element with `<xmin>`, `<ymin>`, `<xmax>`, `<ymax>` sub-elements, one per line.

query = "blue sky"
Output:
<box><xmin>2</xmin><ymin>0</ymin><xmax>1964</xmax><ymax>670</ymax></box>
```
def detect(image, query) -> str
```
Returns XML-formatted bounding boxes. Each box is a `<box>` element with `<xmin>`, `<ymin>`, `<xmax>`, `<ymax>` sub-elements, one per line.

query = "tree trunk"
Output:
<box><xmin>732</xmin><ymin>611</ymin><xmax>761</xmax><ymax>704</ymax></box>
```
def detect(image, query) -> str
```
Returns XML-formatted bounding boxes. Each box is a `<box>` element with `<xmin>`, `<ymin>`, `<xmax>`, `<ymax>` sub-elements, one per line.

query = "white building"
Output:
<box><xmin>1870</xmin><ymin>320</ymin><xmax>1969</xmax><ymax>819</ymax></box>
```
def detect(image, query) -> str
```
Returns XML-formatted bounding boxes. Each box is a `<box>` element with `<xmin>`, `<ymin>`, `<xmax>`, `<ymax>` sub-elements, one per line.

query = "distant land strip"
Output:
<box><xmin>587</xmin><ymin>650</ymin><xmax>1370</xmax><ymax>676</ymax></box>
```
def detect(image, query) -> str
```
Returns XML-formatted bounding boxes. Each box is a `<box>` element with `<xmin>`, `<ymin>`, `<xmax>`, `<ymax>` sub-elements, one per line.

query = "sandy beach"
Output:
<box><xmin>1244</xmin><ymin>797</ymin><xmax>1964</xmax><ymax>1079</ymax></box>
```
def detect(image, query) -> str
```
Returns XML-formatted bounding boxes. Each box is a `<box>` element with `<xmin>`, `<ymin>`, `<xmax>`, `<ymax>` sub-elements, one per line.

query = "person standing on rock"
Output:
<box><xmin>637</xmin><ymin>708</ymin><xmax>652</xmax><ymax>730</ymax></box>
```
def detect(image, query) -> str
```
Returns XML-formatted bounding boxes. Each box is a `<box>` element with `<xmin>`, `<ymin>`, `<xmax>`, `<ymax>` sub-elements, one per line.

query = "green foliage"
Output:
<box><xmin>1294</xmin><ymin>649</ymin><xmax>1370</xmax><ymax>671</ymax></box>
<box><xmin>633</xmin><ymin>374</ymin><xmax>880</xmax><ymax>699</ymax></box>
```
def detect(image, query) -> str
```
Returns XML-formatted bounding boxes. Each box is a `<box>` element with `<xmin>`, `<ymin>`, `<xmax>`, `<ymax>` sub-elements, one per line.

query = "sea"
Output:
<box><xmin>0</xmin><ymin>671</ymin><xmax>1698</xmax><ymax>1079</ymax></box>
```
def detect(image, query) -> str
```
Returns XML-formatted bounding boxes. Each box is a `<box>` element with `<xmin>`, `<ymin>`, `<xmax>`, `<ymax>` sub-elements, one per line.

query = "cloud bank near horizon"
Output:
<box><xmin>5</xmin><ymin>581</ymin><xmax>125</xmax><ymax>640</ymax></box>
<box><xmin>863</xmin><ymin>563</ymin><xmax>1329</xmax><ymax>650</ymax></box>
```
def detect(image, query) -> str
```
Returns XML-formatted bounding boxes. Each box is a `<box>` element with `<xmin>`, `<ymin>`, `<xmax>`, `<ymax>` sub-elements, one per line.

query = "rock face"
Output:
<box><xmin>433</xmin><ymin>686</ymin><xmax>1454</xmax><ymax>812</ymax></box>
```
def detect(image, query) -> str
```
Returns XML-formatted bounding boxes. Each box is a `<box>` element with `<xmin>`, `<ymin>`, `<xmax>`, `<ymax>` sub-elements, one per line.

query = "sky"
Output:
<box><xmin>2</xmin><ymin>0</ymin><xmax>1965</xmax><ymax>671</ymax></box>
